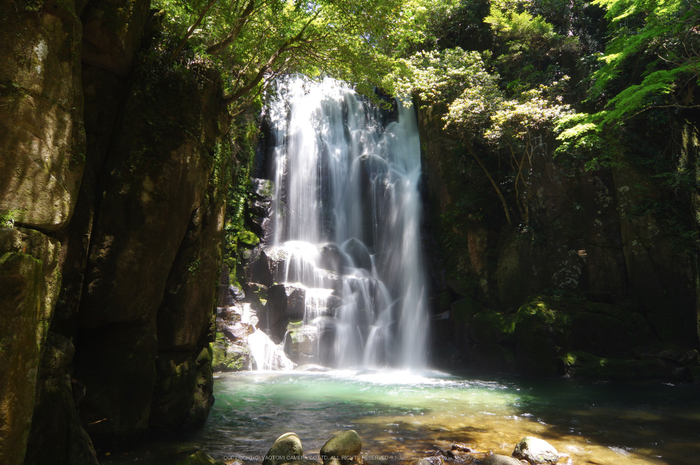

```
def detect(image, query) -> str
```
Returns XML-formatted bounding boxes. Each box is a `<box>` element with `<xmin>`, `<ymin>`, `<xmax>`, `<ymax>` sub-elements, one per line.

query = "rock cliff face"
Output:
<box><xmin>0</xmin><ymin>1</ymin><xmax>231</xmax><ymax>463</ymax></box>
<box><xmin>421</xmin><ymin>105</ymin><xmax>700</xmax><ymax>379</ymax></box>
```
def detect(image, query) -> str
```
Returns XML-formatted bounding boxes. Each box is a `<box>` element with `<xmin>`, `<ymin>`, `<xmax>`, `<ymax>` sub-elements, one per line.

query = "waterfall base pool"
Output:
<box><xmin>99</xmin><ymin>370</ymin><xmax>700</xmax><ymax>465</ymax></box>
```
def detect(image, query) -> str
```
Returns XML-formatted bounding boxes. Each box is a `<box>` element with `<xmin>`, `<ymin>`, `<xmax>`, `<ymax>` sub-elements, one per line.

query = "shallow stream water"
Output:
<box><xmin>99</xmin><ymin>370</ymin><xmax>700</xmax><ymax>465</ymax></box>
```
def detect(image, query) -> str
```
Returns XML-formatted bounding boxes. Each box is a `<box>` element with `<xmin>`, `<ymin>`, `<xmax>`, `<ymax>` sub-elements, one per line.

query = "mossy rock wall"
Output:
<box><xmin>74</xmin><ymin>47</ymin><xmax>228</xmax><ymax>443</ymax></box>
<box><xmin>24</xmin><ymin>333</ymin><xmax>99</xmax><ymax>465</ymax></box>
<box><xmin>0</xmin><ymin>228</ymin><xmax>61</xmax><ymax>465</ymax></box>
<box><xmin>421</xmin><ymin>104</ymin><xmax>700</xmax><ymax>378</ymax></box>
<box><xmin>1</xmin><ymin>0</ymin><xmax>233</xmax><ymax>460</ymax></box>
<box><xmin>0</xmin><ymin>0</ymin><xmax>85</xmax><ymax>231</ymax></box>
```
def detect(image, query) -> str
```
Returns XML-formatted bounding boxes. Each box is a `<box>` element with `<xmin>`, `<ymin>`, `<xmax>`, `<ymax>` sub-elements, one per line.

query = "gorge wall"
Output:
<box><xmin>0</xmin><ymin>1</ymin><xmax>231</xmax><ymax>463</ymax></box>
<box><xmin>421</xmin><ymin>103</ymin><xmax>700</xmax><ymax>379</ymax></box>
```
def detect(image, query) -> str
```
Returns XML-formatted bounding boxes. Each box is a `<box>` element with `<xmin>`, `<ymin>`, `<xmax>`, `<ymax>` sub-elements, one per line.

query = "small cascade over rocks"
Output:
<box><xmin>242</xmin><ymin>76</ymin><xmax>428</xmax><ymax>370</ymax></box>
<box><xmin>213</xmin><ymin>292</ymin><xmax>295</xmax><ymax>371</ymax></box>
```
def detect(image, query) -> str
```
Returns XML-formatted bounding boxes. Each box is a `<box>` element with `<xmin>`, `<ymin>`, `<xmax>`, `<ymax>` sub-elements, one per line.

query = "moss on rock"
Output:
<box><xmin>0</xmin><ymin>0</ymin><xmax>84</xmax><ymax>231</ymax></box>
<box><xmin>0</xmin><ymin>228</ymin><xmax>61</xmax><ymax>465</ymax></box>
<box><xmin>561</xmin><ymin>351</ymin><xmax>671</xmax><ymax>380</ymax></box>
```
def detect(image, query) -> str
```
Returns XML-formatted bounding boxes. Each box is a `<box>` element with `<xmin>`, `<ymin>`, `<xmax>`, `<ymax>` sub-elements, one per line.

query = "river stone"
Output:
<box><xmin>512</xmin><ymin>437</ymin><xmax>559</xmax><ymax>464</ymax></box>
<box><xmin>484</xmin><ymin>454</ymin><xmax>525</xmax><ymax>465</ymax></box>
<box><xmin>263</xmin><ymin>432</ymin><xmax>304</xmax><ymax>465</ymax></box>
<box><xmin>320</xmin><ymin>430</ymin><xmax>362</xmax><ymax>463</ymax></box>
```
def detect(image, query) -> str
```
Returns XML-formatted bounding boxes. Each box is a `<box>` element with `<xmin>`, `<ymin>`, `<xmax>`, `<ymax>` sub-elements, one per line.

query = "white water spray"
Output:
<box><xmin>263</xmin><ymin>77</ymin><xmax>428</xmax><ymax>370</ymax></box>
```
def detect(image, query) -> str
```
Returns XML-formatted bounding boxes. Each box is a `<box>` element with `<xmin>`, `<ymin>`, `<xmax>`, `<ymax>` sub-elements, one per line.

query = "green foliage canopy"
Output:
<box><xmin>557</xmin><ymin>0</ymin><xmax>700</xmax><ymax>164</ymax></box>
<box><xmin>589</xmin><ymin>0</ymin><xmax>700</xmax><ymax>120</ymax></box>
<box><xmin>154</xmin><ymin>0</ymin><xmax>435</xmax><ymax>112</ymax></box>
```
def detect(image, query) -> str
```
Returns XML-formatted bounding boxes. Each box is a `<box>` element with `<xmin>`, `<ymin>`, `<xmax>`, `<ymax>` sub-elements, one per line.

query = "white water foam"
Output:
<box><xmin>263</xmin><ymin>77</ymin><xmax>428</xmax><ymax>370</ymax></box>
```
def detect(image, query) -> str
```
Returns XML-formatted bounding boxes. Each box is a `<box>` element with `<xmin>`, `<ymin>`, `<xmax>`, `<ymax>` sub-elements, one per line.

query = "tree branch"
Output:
<box><xmin>206</xmin><ymin>0</ymin><xmax>256</xmax><ymax>55</ymax></box>
<box><xmin>223</xmin><ymin>8</ymin><xmax>322</xmax><ymax>105</ymax></box>
<box><xmin>171</xmin><ymin>0</ymin><xmax>218</xmax><ymax>61</ymax></box>
<box><xmin>466</xmin><ymin>142</ymin><xmax>514</xmax><ymax>227</ymax></box>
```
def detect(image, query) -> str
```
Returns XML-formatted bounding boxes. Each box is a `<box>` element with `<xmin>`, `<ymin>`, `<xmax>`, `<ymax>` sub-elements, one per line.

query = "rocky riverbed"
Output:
<box><xmin>177</xmin><ymin>431</ymin><xmax>568</xmax><ymax>465</ymax></box>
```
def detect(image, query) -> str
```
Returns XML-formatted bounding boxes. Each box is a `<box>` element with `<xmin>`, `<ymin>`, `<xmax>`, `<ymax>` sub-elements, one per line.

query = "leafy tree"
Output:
<box><xmin>414</xmin><ymin>0</ymin><xmax>492</xmax><ymax>52</ymax></box>
<box><xmin>397</xmin><ymin>47</ymin><xmax>571</xmax><ymax>227</ymax></box>
<box><xmin>485</xmin><ymin>0</ymin><xmax>579</xmax><ymax>90</ymax></box>
<box><xmin>588</xmin><ymin>0</ymin><xmax>700</xmax><ymax>122</ymax></box>
<box><xmin>153</xmin><ymin>0</ymin><xmax>432</xmax><ymax>113</ymax></box>
<box><xmin>558</xmin><ymin>0</ymin><xmax>700</xmax><ymax>164</ymax></box>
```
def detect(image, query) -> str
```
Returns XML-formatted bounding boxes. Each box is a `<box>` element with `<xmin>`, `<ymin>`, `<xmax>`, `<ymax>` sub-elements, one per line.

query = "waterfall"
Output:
<box><xmin>260</xmin><ymin>76</ymin><xmax>428</xmax><ymax>370</ymax></box>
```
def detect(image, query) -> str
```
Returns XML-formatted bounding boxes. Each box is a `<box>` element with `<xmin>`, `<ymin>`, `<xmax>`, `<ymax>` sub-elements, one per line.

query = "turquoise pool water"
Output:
<box><xmin>99</xmin><ymin>370</ymin><xmax>700</xmax><ymax>465</ymax></box>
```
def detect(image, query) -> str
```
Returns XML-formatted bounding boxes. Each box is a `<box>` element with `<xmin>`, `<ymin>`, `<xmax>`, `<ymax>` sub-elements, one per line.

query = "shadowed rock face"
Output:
<box><xmin>419</xmin><ymin>100</ymin><xmax>700</xmax><ymax>378</ymax></box>
<box><xmin>0</xmin><ymin>0</ymin><xmax>85</xmax><ymax>233</ymax></box>
<box><xmin>1</xmin><ymin>0</ymin><xmax>231</xmax><ymax>462</ymax></box>
<box><xmin>0</xmin><ymin>0</ymin><xmax>85</xmax><ymax>463</ymax></box>
<box><xmin>0</xmin><ymin>228</ymin><xmax>62</xmax><ymax>465</ymax></box>
<box><xmin>73</xmin><ymin>42</ymin><xmax>227</xmax><ymax>445</ymax></box>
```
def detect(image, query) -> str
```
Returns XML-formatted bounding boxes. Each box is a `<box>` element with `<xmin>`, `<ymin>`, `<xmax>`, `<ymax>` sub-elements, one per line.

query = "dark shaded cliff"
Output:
<box><xmin>0</xmin><ymin>1</ymin><xmax>232</xmax><ymax>463</ymax></box>
<box><xmin>422</xmin><ymin>102</ymin><xmax>700</xmax><ymax>379</ymax></box>
<box><xmin>411</xmin><ymin>0</ymin><xmax>700</xmax><ymax>381</ymax></box>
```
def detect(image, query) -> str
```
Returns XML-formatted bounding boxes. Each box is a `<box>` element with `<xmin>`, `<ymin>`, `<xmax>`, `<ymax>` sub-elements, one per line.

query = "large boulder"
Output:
<box><xmin>77</xmin><ymin>78</ymin><xmax>222</xmax><ymax>327</ymax></box>
<box><xmin>73</xmin><ymin>43</ymin><xmax>228</xmax><ymax>443</ymax></box>
<box><xmin>151</xmin><ymin>186</ymin><xmax>226</xmax><ymax>430</ymax></box>
<box><xmin>512</xmin><ymin>437</ymin><xmax>558</xmax><ymax>465</ymax></box>
<box><xmin>320</xmin><ymin>430</ymin><xmax>362</xmax><ymax>464</ymax></box>
<box><xmin>263</xmin><ymin>432</ymin><xmax>304</xmax><ymax>465</ymax></box>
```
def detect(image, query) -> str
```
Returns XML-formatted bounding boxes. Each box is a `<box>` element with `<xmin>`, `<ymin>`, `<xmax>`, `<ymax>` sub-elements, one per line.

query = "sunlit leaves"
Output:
<box><xmin>587</xmin><ymin>0</ymin><xmax>699</xmax><ymax>118</ymax></box>
<box><xmin>554</xmin><ymin>113</ymin><xmax>607</xmax><ymax>164</ymax></box>
<box><xmin>485</xmin><ymin>87</ymin><xmax>572</xmax><ymax>143</ymax></box>
<box><xmin>484</xmin><ymin>7</ymin><xmax>556</xmax><ymax>43</ymax></box>
<box><xmin>397</xmin><ymin>45</ymin><xmax>572</xmax><ymax>152</ymax></box>
<box><xmin>552</xmin><ymin>0</ymin><xmax>700</xmax><ymax>167</ymax></box>
<box><xmin>395</xmin><ymin>48</ymin><xmax>498</xmax><ymax>108</ymax></box>
<box><xmin>152</xmin><ymin>0</ymin><xmax>432</xmax><ymax>112</ymax></box>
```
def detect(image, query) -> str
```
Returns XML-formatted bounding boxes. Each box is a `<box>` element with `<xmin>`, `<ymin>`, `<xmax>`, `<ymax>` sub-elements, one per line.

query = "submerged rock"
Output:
<box><xmin>512</xmin><ymin>437</ymin><xmax>558</xmax><ymax>464</ymax></box>
<box><xmin>484</xmin><ymin>454</ymin><xmax>525</xmax><ymax>465</ymax></box>
<box><xmin>263</xmin><ymin>432</ymin><xmax>304</xmax><ymax>465</ymax></box>
<box><xmin>320</xmin><ymin>430</ymin><xmax>362</xmax><ymax>464</ymax></box>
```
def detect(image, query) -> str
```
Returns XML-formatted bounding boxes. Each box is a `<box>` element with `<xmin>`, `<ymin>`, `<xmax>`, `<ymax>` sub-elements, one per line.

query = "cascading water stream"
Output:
<box><xmin>260</xmin><ymin>76</ymin><xmax>428</xmax><ymax>370</ymax></box>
